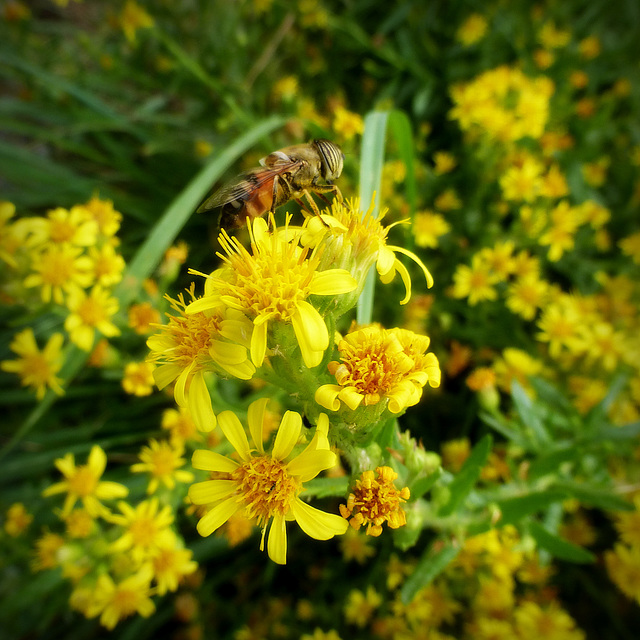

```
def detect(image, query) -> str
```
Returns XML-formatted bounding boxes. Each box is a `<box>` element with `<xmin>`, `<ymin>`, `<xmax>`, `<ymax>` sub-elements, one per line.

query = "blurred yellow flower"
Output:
<box><xmin>456</xmin><ymin>13</ymin><xmax>488</xmax><ymax>46</ymax></box>
<box><xmin>122</xmin><ymin>361</ymin><xmax>155</xmax><ymax>397</ymax></box>
<box><xmin>4</xmin><ymin>503</ymin><xmax>33</xmax><ymax>537</ymax></box>
<box><xmin>1</xmin><ymin>328</ymin><xmax>65</xmax><ymax>399</ymax></box>
<box><xmin>131</xmin><ymin>438</ymin><xmax>194</xmax><ymax>494</ymax></box>
<box><xmin>128</xmin><ymin>301</ymin><xmax>161</xmax><ymax>334</ymax></box>
<box><xmin>413</xmin><ymin>210</ymin><xmax>451</xmax><ymax>248</ymax></box>
<box><xmin>333</xmin><ymin>106</ymin><xmax>364</xmax><ymax>141</ymax></box>
<box><xmin>64</xmin><ymin>285</ymin><xmax>121</xmax><ymax>351</ymax></box>
<box><xmin>579</xmin><ymin>35</ymin><xmax>601</xmax><ymax>59</ymax></box>
<box><xmin>120</xmin><ymin>1</ymin><xmax>154</xmax><ymax>44</ymax></box>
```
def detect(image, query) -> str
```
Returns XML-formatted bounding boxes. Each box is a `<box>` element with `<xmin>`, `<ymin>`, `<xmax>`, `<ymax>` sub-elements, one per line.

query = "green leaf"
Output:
<box><xmin>528</xmin><ymin>521</ymin><xmax>596</xmax><ymax>564</ymax></box>
<box><xmin>114</xmin><ymin>116</ymin><xmax>287</xmax><ymax>308</ymax></box>
<box><xmin>594</xmin><ymin>420</ymin><xmax>640</xmax><ymax>442</ymax></box>
<box><xmin>479</xmin><ymin>411</ymin><xmax>527</xmax><ymax>447</ymax></box>
<box><xmin>388</xmin><ymin>110</ymin><xmax>417</xmax><ymax>216</ymax></box>
<box><xmin>497</xmin><ymin>491</ymin><xmax>567</xmax><ymax>525</ymax></box>
<box><xmin>511</xmin><ymin>380</ymin><xmax>551</xmax><ymax>449</ymax></box>
<box><xmin>357</xmin><ymin>110</ymin><xmax>389</xmax><ymax>326</ymax></box>
<box><xmin>400</xmin><ymin>539</ymin><xmax>460</xmax><ymax>603</ymax></box>
<box><xmin>438</xmin><ymin>434</ymin><xmax>492</xmax><ymax>517</ymax></box>
<box><xmin>302</xmin><ymin>476</ymin><xmax>350</xmax><ymax>498</ymax></box>
<box><xmin>552</xmin><ymin>480</ymin><xmax>632</xmax><ymax>511</ymax></box>
<box><xmin>409</xmin><ymin>468</ymin><xmax>443</xmax><ymax>502</ymax></box>
<box><xmin>584</xmin><ymin>372</ymin><xmax>628</xmax><ymax>431</ymax></box>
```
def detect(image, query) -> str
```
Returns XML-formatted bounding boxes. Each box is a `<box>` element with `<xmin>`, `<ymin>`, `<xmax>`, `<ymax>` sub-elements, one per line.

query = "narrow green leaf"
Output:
<box><xmin>585</xmin><ymin>373</ymin><xmax>630</xmax><ymax>431</ymax></box>
<box><xmin>527</xmin><ymin>448</ymin><xmax>579</xmax><ymax>480</ymax></box>
<box><xmin>388</xmin><ymin>110</ymin><xmax>417</xmax><ymax>216</ymax></box>
<box><xmin>511</xmin><ymin>380</ymin><xmax>550</xmax><ymax>448</ymax></box>
<box><xmin>357</xmin><ymin>111</ymin><xmax>389</xmax><ymax>326</ymax></box>
<box><xmin>479</xmin><ymin>411</ymin><xmax>527</xmax><ymax>447</ymax></box>
<box><xmin>115</xmin><ymin>116</ymin><xmax>287</xmax><ymax>307</ymax></box>
<box><xmin>552</xmin><ymin>480</ymin><xmax>632</xmax><ymax>511</ymax></box>
<box><xmin>302</xmin><ymin>476</ymin><xmax>350</xmax><ymax>498</ymax></box>
<box><xmin>438</xmin><ymin>434</ymin><xmax>492</xmax><ymax>517</ymax></box>
<box><xmin>594</xmin><ymin>420</ymin><xmax>640</xmax><ymax>442</ymax></box>
<box><xmin>528</xmin><ymin>521</ymin><xmax>596</xmax><ymax>563</ymax></box>
<box><xmin>497</xmin><ymin>491</ymin><xmax>567</xmax><ymax>525</ymax></box>
<box><xmin>400</xmin><ymin>539</ymin><xmax>460</xmax><ymax>603</ymax></box>
<box><xmin>409</xmin><ymin>468</ymin><xmax>443</xmax><ymax>502</ymax></box>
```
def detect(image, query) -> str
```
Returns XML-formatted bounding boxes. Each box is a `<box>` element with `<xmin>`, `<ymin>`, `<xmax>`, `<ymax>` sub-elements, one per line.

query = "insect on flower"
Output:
<box><xmin>197</xmin><ymin>139</ymin><xmax>344</xmax><ymax>229</ymax></box>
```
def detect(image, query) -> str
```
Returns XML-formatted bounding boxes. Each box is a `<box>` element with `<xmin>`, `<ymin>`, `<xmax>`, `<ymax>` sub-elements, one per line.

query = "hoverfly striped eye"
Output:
<box><xmin>314</xmin><ymin>139</ymin><xmax>344</xmax><ymax>181</ymax></box>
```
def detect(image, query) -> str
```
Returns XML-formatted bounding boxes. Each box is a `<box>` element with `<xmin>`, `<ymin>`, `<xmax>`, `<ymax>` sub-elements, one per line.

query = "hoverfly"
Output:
<box><xmin>197</xmin><ymin>139</ymin><xmax>344</xmax><ymax>230</ymax></box>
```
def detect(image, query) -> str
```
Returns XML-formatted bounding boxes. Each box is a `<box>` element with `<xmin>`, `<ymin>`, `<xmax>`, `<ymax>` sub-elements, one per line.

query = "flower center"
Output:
<box><xmin>129</xmin><ymin>517</ymin><xmax>159</xmax><ymax>548</ymax></box>
<box><xmin>69</xmin><ymin>466</ymin><xmax>99</xmax><ymax>497</ymax></box>
<box><xmin>78</xmin><ymin>297</ymin><xmax>106</xmax><ymax>327</ymax></box>
<box><xmin>232</xmin><ymin>456</ymin><xmax>301</xmax><ymax>527</ymax></box>
<box><xmin>41</xmin><ymin>248</ymin><xmax>76</xmax><ymax>286</ymax></box>
<box><xmin>23</xmin><ymin>353</ymin><xmax>54</xmax><ymax>385</ymax></box>
<box><xmin>171</xmin><ymin>312</ymin><xmax>221</xmax><ymax>363</ymax></box>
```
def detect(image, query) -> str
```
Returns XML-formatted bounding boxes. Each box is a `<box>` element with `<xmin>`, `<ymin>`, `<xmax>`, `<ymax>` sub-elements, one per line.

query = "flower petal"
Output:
<box><xmin>87</xmin><ymin>445</ymin><xmax>107</xmax><ymax>477</ymax></box>
<box><xmin>217</xmin><ymin>410</ymin><xmax>251</xmax><ymax>461</ymax></box>
<box><xmin>272</xmin><ymin>411</ymin><xmax>302</xmax><ymax>460</ymax></box>
<box><xmin>292</xmin><ymin>301</ymin><xmax>327</xmax><ymax>368</ymax></box>
<box><xmin>196</xmin><ymin>496</ymin><xmax>240</xmax><ymax>537</ymax></box>
<box><xmin>310</xmin><ymin>269</ymin><xmax>357</xmax><ymax>295</ymax></box>
<box><xmin>188</xmin><ymin>370</ymin><xmax>216</xmax><ymax>432</ymax></box>
<box><xmin>290</xmin><ymin>498</ymin><xmax>348</xmax><ymax>540</ymax></box>
<box><xmin>247</xmin><ymin>397</ymin><xmax>270</xmax><ymax>454</ymax></box>
<box><xmin>191</xmin><ymin>450</ymin><xmax>238</xmax><ymax>473</ymax></box>
<box><xmin>250</xmin><ymin>318</ymin><xmax>268</xmax><ymax>367</ymax></box>
<box><xmin>287</xmin><ymin>449</ymin><xmax>337</xmax><ymax>483</ymax></box>
<box><xmin>189</xmin><ymin>479</ymin><xmax>236</xmax><ymax>505</ymax></box>
<box><xmin>151</xmin><ymin>363</ymin><xmax>180</xmax><ymax>391</ymax></box>
<box><xmin>315</xmin><ymin>384</ymin><xmax>342</xmax><ymax>411</ymax></box>
<box><xmin>267</xmin><ymin>513</ymin><xmax>287</xmax><ymax>564</ymax></box>
<box><xmin>388</xmin><ymin>244</ymin><xmax>434</xmax><ymax>288</ymax></box>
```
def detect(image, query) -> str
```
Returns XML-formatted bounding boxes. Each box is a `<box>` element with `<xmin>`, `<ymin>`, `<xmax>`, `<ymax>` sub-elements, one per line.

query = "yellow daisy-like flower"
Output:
<box><xmin>42</xmin><ymin>445</ymin><xmax>128</xmax><ymax>517</ymax></box>
<box><xmin>24</xmin><ymin>243</ymin><xmax>93</xmax><ymax>305</ymax></box>
<box><xmin>413</xmin><ymin>210</ymin><xmax>451</xmax><ymax>249</ymax></box>
<box><xmin>85</xmin><ymin>566</ymin><xmax>156</xmax><ymax>630</ymax></box>
<box><xmin>128</xmin><ymin>302</ymin><xmax>161</xmax><ymax>335</ymax></box>
<box><xmin>333</xmin><ymin>106</ymin><xmax>364</xmax><ymax>142</ymax></box>
<box><xmin>188</xmin><ymin>399</ymin><xmax>348</xmax><ymax>564</ymax></box>
<box><xmin>44</xmin><ymin>206</ymin><xmax>98</xmax><ymax>247</ymax></box>
<box><xmin>131</xmin><ymin>438</ymin><xmax>194</xmax><ymax>494</ymax></box>
<box><xmin>121</xmin><ymin>361</ymin><xmax>155</xmax><ymax>397</ymax></box>
<box><xmin>109</xmin><ymin>498</ymin><xmax>176</xmax><ymax>563</ymax></box>
<box><xmin>605</xmin><ymin>543</ymin><xmax>640</xmax><ymax>604</ymax></box>
<box><xmin>120</xmin><ymin>0</ymin><xmax>154</xmax><ymax>45</ymax></box>
<box><xmin>32</xmin><ymin>532</ymin><xmax>65</xmax><ymax>572</ymax></box>
<box><xmin>147</xmin><ymin>285</ymin><xmax>256</xmax><ymax>431</ymax></box>
<box><xmin>187</xmin><ymin>216</ymin><xmax>357</xmax><ymax>369</ymax></box>
<box><xmin>64</xmin><ymin>285</ymin><xmax>121</xmax><ymax>351</ymax></box>
<box><xmin>1</xmin><ymin>328</ymin><xmax>65</xmax><ymax>400</ymax></box>
<box><xmin>315</xmin><ymin>325</ymin><xmax>440</xmax><ymax>414</ymax></box>
<box><xmin>88</xmin><ymin>242</ymin><xmax>126</xmax><ymax>287</ymax></box>
<box><xmin>451</xmin><ymin>256</ymin><xmax>500</xmax><ymax>305</ymax></box>
<box><xmin>150</xmin><ymin>541</ymin><xmax>198</xmax><ymax>596</ymax></box>
<box><xmin>83</xmin><ymin>196</ymin><xmax>122</xmax><ymax>237</ymax></box>
<box><xmin>301</xmin><ymin>197</ymin><xmax>433</xmax><ymax>306</ymax></box>
<box><xmin>4</xmin><ymin>502</ymin><xmax>33</xmax><ymax>537</ymax></box>
<box><xmin>456</xmin><ymin>13</ymin><xmax>488</xmax><ymax>46</ymax></box>
<box><xmin>339</xmin><ymin>466</ymin><xmax>410</xmax><ymax>537</ymax></box>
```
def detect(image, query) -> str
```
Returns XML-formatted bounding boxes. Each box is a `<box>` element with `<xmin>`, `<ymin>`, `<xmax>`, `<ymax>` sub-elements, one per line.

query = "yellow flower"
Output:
<box><xmin>32</xmin><ymin>532</ymin><xmax>65</xmax><ymax>571</ymax></box>
<box><xmin>339</xmin><ymin>527</ymin><xmax>376</xmax><ymax>564</ymax></box>
<box><xmin>131</xmin><ymin>438</ymin><xmax>194</xmax><ymax>494</ymax></box>
<box><xmin>88</xmin><ymin>242</ymin><xmax>125</xmax><ymax>287</ymax></box>
<box><xmin>333</xmin><ymin>106</ymin><xmax>364</xmax><ymax>141</ymax></box>
<box><xmin>456</xmin><ymin>13</ymin><xmax>488</xmax><ymax>46</ymax></box>
<box><xmin>272</xmin><ymin>75</ymin><xmax>299</xmax><ymax>102</ymax></box>
<box><xmin>579</xmin><ymin>35</ymin><xmax>601</xmax><ymax>59</ymax></box>
<box><xmin>499</xmin><ymin>155</ymin><xmax>544</xmax><ymax>202</ymax></box>
<box><xmin>514</xmin><ymin>601</ymin><xmax>585</xmax><ymax>640</ymax></box>
<box><xmin>120</xmin><ymin>0</ymin><xmax>154</xmax><ymax>44</ymax></box>
<box><xmin>24</xmin><ymin>243</ymin><xmax>93</xmax><ymax>305</ymax></box>
<box><xmin>161</xmin><ymin>406</ymin><xmax>202</xmax><ymax>445</ymax></box>
<box><xmin>536</xmin><ymin>299</ymin><xmax>584</xmax><ymax>358</ymax></box>
<box><xmin>315</xmin><ymin>325</ymin><xmax>440</xmax><ymax>414</ymax></box>
<box><xmin>433</xmin><ymin>151</ymin><xmax>457</xmax><ymax>175</ymax></box>
<box><xmin>84</xmin><ymin>196</ymin><xmax>122</xmax><ymax>237</ymax></box>
<box><xmin>412</xmin><ymin>210</ymin><xmax>451</xmax><ymax>248</ymax></box>
<box><xmin>63</xmin><ymin>508</ymin><xmax>95</xmax><ymax>538</ymax></box>
<box><xmin>187</xmin><ymin>216</ymin><xmax>357</xmax><ymax>369</ymax></box>
<box><xmin>64</xmin><ymin>285</ymin><xmax>121</xmax><ymax>351</ymax></box>
<box><xmin>339</xmin><ymin>466</ymin><xmax>410</xmax><ymax>537</ymax></box>
<box><xmin>441</xmin><ymin>438</ymin><xmax>470</xmax><ymax>473</ymax></box>
<box><xmin>109</xmin><ymin>498</ymin><xmax>176</xmax><ymax>563</ymax></box>
<box><xmin>151</xmin><ymin>542</ymin><xmax>198</xmax><ymax>596</ymax></box>
<box><xmin>85</xmin><ymin>566</ymin><xmax>156</xmax><ymax>630</ymax></box>
<box><xmin>540</xmin><ymin>163</ymin><xmax>570</xmax><ymax>198</ymax></box>
<box><xmin>538</xmin><ymin>22</ymin><xmax>571</xmax><ymax>48</ymax></box>
<box><xmin>539</xmin><ymin>201</ymin><xmax>579</xmax><ymax>261</ymax></box>
<box><xmin>451</xmin><ymin>256</ymin><xmax>500</xmax><ymax>305</ymax></box>
<box><xmin>344</xmin><ymin>586</ymin><xmax>382</xmax><ymax>627</ymax></box>
<box><xmin>492</xmin><ymin>348</ymin><xmax>543</xmax><ymax>393</ymax></box>
<box><xmin>4</xmin><ymin>503</ymin><xmax>33</xmax><ymax>537</ymax></box>
<box><xmin>301</xmin><ymin>197</ymin><xmax>433</xmax><ymax>305</ymax></box>
<box><xmin>43</xmin><ymin>206</ymin><xmax>98</xmax><ymax>247</ymax></box>
<box><xmin>605</xmin><ymin>543</ymin><xmax>640</xmax><ymax>604</ymax></box>
<box><xmin>619</xmin><ymin>231</ymin><xmax>640</xmax><ymax>265</ymax></box>
<box><xmin>121</xmin><ymin>361</ymin><xmax>155</xmax><ymax>397</ymax></box>
<box><xmin>188</xmin><ymin>400</ymin><xmax>347</xmax><ymax>564</ymax></box>
<box><xmin>434</xmin><ymin>188</ymin><xmax>462</xmax><ymax>211</ymax></box>
<box><xmin>147</xmin><ymin>285</ymin><xmax>255</xmax><ymax>431</ymax></box>
<box><xmin>506</xmin><ymin>274</ymin><xmax>549</xmax><ymax>320</ymax></box>
<box><xmin>42</xmin><ymin>445</ymin><xmax>128</xmax><ymax>517</ymax></box>
<box><xmin>128</xmin><ymin>301</ymin><xmax>161</xmax><ymax>334</ymax></box>
<box><xmin>1</xmin><ymin>328</ymin><xmax>64</xmax><ymax>399</ymax></box>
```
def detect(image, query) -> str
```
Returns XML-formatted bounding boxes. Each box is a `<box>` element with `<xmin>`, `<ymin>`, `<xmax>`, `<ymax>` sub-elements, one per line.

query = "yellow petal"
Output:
<box><xmin>272</xmin><ymin>411</ymin><xmax>302</xmax><ymax>461</ymax></box>
<box><xmin>314</xmin><ymin>384</ymin><xmax>342</xmax><ymax>411</ymax></box>
<box><xmin>151</xmin><ymin>363</ymin><xmax>180</xmax><ymax>391</ymax></box>
<box><xmin>310</xmin><ymin>269</ymin><xmax>357</xmax><ymax>295</ymax></box>
<box><xmin>267</xmin><ymin>513</ymin><xmax>287</xmax><ymax>564</ymax></box>
<box><xmin>376</xmin><ymin>245</ymin><xmax>396</xmax><ymax>276</ymax></box>
<box><xmin>338</xmin><ymin>386</ymin><xmax>365</xmax><ymax>411</ymax></box>
<box><xmin>191</xmin><ymin>450</ymin><xmax>238</xmax><ymax>473</ymax></box>
<box><xmin>196</xmin><ymin>496</ymin><xmax>240</xmax><ymax>537</ymax></box>
<box><xmin>292</xmin><ymin>301</ymin><xmax>327</xmax><ymax>368</ymax></box>
<box><xmin>87</xmin><ymin>445</ymin><xmax>107</xmax><ymax>476</ymax></box>
<box><xmin>287</xmin><ymin>449</ymin><xmax>337</xmax><ymax>482</ymax></box>
<box><xmin>290</xmin><ymin>498</ymin><xmax>348</xmax><ymax>540</ymax></box>
<box><xmin>250</xmin><ymin>318</ymin><xmax>268</xmax><ymax>367</ymax></box>
<box><xmin>217</xmin><ymin>410</ymin><xmax>251</xmax><ymax>461</ymax></box>
<box><xmin>388</xmin><ymin>244</ymin><xmax>434</xmax><ymax>288</ymax></box>
<box><xmin>188</xmin><ymin>479</ymin><xmax>236</xmax><ymax>505</ymax></box>
<box><xmin>188</xmin><ymin>370</ymin><xmax>216</xmax><ymax>432</ymax></box>
<box><xmin>247</xmin><ymin>397</ymin><xmax>269</xmax><ymax>454</ymax></box>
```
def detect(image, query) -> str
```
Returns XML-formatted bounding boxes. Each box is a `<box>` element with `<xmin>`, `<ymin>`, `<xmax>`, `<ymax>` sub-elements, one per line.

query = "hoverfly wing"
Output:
<box><xmin>196</xmin><ymin>160</ymin><xmax>304</xmax><ymax>214</ymax></box>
